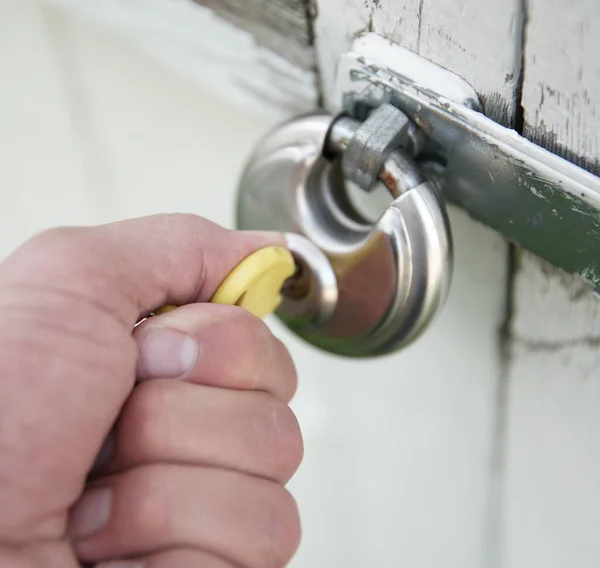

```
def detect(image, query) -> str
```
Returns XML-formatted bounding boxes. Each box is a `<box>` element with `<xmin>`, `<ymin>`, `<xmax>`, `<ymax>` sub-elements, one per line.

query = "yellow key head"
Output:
<box><xmin>153</xmin><ymin>247</ymin><xmax>296</xmax><ymax>319</ymax></box>
<box><xmin>211</xmin><ymin>246</ymin><xmax>296</xmax><ymax>318</ymax></box>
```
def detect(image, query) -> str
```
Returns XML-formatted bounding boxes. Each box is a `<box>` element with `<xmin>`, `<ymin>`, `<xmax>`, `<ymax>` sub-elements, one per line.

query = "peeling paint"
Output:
<box><xmin>193</xmin><ymin>0</ymin><xmax>315</xmax><ymax>71</ymax></box>
<box><xmin>524</xmin><ymin>123</ymin><xmax>600</xmax><ymax>177</ymax></box>
<box><xmin>514</xmin><ymin>334</ymin><xmax>600</xmax><ymax>351</ymax></box>
<box><xmin>337</xmin><ymin>38</ymin><xmax>600</xmax><ymax>286</ymax></box>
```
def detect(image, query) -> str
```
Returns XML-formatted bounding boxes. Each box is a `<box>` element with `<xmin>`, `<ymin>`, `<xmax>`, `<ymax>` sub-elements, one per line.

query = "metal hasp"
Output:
<box><xmin>336</xmin><ymin>33</ymin><xmax>600</xmax><ymax>288</ymax></box>
<box><xmin>236</xmin><ymin>105</ymin><xmax>453</xmax><ymax>357</ymax></box>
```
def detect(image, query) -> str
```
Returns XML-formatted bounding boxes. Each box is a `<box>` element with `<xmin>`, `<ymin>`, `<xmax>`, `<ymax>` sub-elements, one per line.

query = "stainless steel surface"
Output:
<box><xmin>236</xmin><ymin>113</ymin><xmax>453</xmax><ymax>357</ymax></box>
<box><xmin>336</xmin><ymin>33</ymin><xmax>600</xmax><ymax>288</ymax></box>
<box><xmin>281</xmin><ymin>232</ymin><xmax>338</xmax><ymax>328</ymax></box>
<box><xmin>327</xmin><ymin>112</ymin><xmax>424</xmax><ymax>199</ymax></box>
<box><xmin>338</xmin><ymin>104</ymin><xmax>420</xmax><ymax>192</ymax></box>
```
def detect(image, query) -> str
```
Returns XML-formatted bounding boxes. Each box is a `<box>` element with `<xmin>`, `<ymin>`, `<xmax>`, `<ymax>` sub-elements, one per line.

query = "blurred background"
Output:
<box><xmin>1</xmin><ymin>1</ymin><xmax>510</xmax><ymax>567</ymax></box>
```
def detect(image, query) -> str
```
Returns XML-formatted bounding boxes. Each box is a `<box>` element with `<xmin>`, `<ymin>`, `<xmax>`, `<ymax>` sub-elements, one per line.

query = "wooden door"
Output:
<box><xmin>316</xmin><ymin>1</ymin><xmax>600</xmax><ymax>565</ymax></box>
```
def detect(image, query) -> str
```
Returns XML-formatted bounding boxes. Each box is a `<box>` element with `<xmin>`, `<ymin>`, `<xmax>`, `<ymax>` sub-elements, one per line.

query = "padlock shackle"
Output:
<box><xmin>236</xmin><ymin>112</ymin><xmax>453</xmax><ymax>357</ymax></box>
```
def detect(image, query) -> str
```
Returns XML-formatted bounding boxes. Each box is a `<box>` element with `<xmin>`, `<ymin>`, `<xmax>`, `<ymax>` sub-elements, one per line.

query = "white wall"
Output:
<box><xmin>0</xmin><ymin>2</ymin><xmax>508</xmax><ymax>566</ymax></box>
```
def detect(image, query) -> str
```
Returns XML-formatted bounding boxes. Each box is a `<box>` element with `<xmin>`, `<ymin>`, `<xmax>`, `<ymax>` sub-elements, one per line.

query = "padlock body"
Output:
<box><xmin>236</xmin><ymin>113</ymin><xmax>453</xmax><ymax>357</ymax></box>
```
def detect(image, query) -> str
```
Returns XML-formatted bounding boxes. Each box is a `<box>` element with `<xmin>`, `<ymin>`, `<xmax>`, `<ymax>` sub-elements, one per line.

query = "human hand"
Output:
<box><xmin>0</xmin><ymin>214</ymin><xmax>302</xmax><ymax>568</ymax></box>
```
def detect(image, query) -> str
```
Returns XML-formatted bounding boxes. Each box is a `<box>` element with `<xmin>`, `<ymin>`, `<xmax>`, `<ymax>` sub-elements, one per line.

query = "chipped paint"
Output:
<box><xmin>336</xmin><ymin>34</ymin><xmax>600</xmax><ymax>285</ymax></box>
<box><xmin>42</xmin><ymin>0</ymin><xmax>317</xmax><ymax>119</ymax></box>
<box><xmin>193</xmin><ymin>0</ymin><xmax>316</xmax><ymax>71</ymax></box>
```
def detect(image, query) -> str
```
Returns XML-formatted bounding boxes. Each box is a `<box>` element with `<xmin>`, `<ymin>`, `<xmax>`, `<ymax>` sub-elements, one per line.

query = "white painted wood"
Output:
<box><xmin>0</xmin><ymin>0</ymin><xmax>98</xmax><ymax>258</ymax></box>
<box><xmin>312</xmin><ymin>0</ymin><xmax>522</xmax><ymax>565</ymax></box>
<box><xmin>504</xmin><ymin>259</ymin><xmax>600</xmax><ymax>568</ymax></box>
<box><xmin>414</xmin><ymin>0</ymin><xmax>524</xmax><ymax>126</ymax></box>
<box><xmin>194</xmin><ymin>0</ymin><xmax>315</xmax><ymax>72</ymax></box>
<box><xmin>313</xmin><ymin>1</ymin><xmax>398</xmax><ymax>111</ymax></box>
<box><xmin>287</xmin><ymin>205</ymin><xmax>508</xmax><ymax>568</ymax></box>
<box><xmin>8</xmin><ymin>1</ymin><xmax>600</xmax><ymax>567</ymax></box>
<box><xmin>37</xmin><ymin>3</ymin><xmax>285</xmax><ymax>229</ymax></box>
<box><xmin>521</xmin><ymin>0</ymin><xmax>599</xmax><ymax>174</ymax></box>
<box><xmin>504</xmin><ymin>2</ymin><xmax>600</xmax><ymax>566</ymax></box>
<box><xmin>42</xmin><ymin>0</ymin><xmax>317</xmax><ymax>120</ymax></box>
<box><xmin>315</xmin><ymin>0</ymin><xmax>523</xmax><ymax>125</ymax></box>
<box><xmin>511</xmin><ymin>256</ymin><xmax>600</xmax><ymax>345</ymax></box>
<box><xmin>0</xmin><ymin>5</ymin><xmax>509</xmax><ymax>568</ymax></box>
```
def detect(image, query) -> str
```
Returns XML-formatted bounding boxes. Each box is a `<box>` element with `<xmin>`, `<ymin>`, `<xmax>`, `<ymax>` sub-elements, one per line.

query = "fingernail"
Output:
<box><xmin>137</xmin><ymin>327</ymin><xmax>198</xmax><ymax>379</ymax></box>
<box><xmin>69</xmin><ymin>487</ymin><xmax>111</xmax><ymax>539</ymax></box>
<box><xmin>96</xmin><ymin>561</ymin><xmax>146</xmax><ymax>568</ymax></box>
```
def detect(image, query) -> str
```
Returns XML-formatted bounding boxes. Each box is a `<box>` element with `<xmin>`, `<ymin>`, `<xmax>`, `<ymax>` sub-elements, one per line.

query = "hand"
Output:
<box><xmin>0</xmin><ymin>214</ymin><xmax>303</xmax><ymax>568</ymax></box>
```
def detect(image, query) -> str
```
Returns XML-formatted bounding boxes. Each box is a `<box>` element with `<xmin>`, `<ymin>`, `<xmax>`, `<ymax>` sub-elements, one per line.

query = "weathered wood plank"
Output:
<box><xmin>521</xmin><ymin>0</ymin><xmax>600</xmax><ymax>176</ymax></box>
<box><xmin>43</xmin><ymin>1</ymin><xmax>283</xmax><ymax>230</ymax></box>
<box><xmin>0</xmin><ymin>0</ymin><xmax>99</xmax><ymax>258</ymax></box>
<box><xmin>42</xmin><ymin>0</ymin><xmax>317</xmax><ymax>119</ymax></box>
<box><xmin>504</xmin><ymin>257</ymin><xmax>600</xmax><ymax>568</ymax></box>
<box><xmin>412</xmin><ymin>0</ymin><xmax>525</xmax><ymax>127</ymax></box>
<box><xmin>312</xmin><ymin>1</ymin><xmax>374</xmax><ymax>109</ymax></box>
<box><xmin>504</xmin><ymin>1</ymin><xmax>600</xmax><ymax>566</ymax></box>
<box><xmin>193</xmin><ymin>0</ymin><xmax>315</xmax><ymax>72</ymax></box>
<box><xmin>311</xmin><ymin>1</ymin><xmax>520</xmax><ymax>565</ymax></box>
<box><xmin>315</xmin><ymin>0</ymin><xmax>523</xmax><ymax>126</ymax></box>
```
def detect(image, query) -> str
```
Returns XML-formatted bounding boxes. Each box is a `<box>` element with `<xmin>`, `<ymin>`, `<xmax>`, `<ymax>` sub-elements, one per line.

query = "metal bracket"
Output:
<box><xmin>334</xmin><ymin>33</ymin><xmax>600</xmax><ymax>288</ymax></box>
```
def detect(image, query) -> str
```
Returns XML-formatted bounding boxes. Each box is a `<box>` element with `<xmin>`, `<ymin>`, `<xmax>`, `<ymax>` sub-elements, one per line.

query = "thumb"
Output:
<box><xmin>0</xmin><ymin>214</ymin><xmax>283</xmax><ymax>544</ymax></box>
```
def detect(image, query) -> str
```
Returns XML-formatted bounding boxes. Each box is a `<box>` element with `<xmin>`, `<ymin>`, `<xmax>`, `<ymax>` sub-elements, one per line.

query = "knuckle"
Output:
<box><xmin>25</xmin><ymin>227</ymin><xmax>91</xmax><ymax>269</ymax></box>
<box><xmin>158</xmin><ymin>212</ymin><xmax>210</xmax><ymax>231</ymax></box>
<box><xmin>272</xmin><ymin>337</ymin><xmax>298</xmax><ymax>399</ymax></box>
<box><xmin>215</xmin><ymin>309</ymin><xmax>273</xmax><ymax>374</ymax></box>
<box><xmin>29</xmin><ymin>226</ymin><xmax>81</xmax><ymax>249</ymax></box>
<box><xmin>150</xmin><ymin>213</ymin><xmax>220</xmax><ymax>278</ymax></box>
<box><xmin>262</xmin><ymin>485</ymin><xmax>301</xmax><ymax>567</ymax></box>
<box><xmin>227</xmin><ymin>307</ymin><xmax>270</xmax><ymax>341</ymax></box>
<box><xmin>215</xmin><ymin>308</ymin><xmax>297</xmax><ymax>398</ymax></box>
<box><xmin>262</xmin><ymin>397</ymin><xmax>304</xmax><ymax>481</ymax></box>
<box><xmin>124</xmin><ymin>466</ymin><xmax>174</xmax><ymax>539</ymax></box>
<box><xmin>21</xmin><ymin>227</ymin><xmax>116</xmax><ymax>306</ymax></box>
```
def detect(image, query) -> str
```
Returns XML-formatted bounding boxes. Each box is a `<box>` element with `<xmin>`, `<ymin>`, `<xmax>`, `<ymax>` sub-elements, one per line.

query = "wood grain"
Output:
<box><xmin>311</xmin><ymin>1</ymin><xmax>519</xmax><ymax>566</ymax></box>
<box><xmin>193</xmin><ymin>0</ymin><xmax>315</xmax><ymax>71</ymax></box>
<box><xmin>315</xmin><ymin>0</ymin><xmax>524</xmax><ymax>126</ymax></box>
<box><xmin>521</xmin><ymin>0</ymin><xmax>600</xmax><ymax>175</ymax></box>
<box><xmin>30</xmin><ymin>1</ymin><xmax>600</xmax><ymax>565</ymax></box>
<box><xmin>504</xmin><ymin>1</ymin><xmax>600</xmax><ymax>566</ymax></box>
<box><xmin>41</xmin><ymin>0</ymin><xmax>317</xmax><ymax>119</ymax></box>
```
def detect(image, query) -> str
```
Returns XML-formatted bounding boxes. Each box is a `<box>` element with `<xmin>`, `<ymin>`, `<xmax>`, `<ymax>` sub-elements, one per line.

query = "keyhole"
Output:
<box><xmin>281</xmin><ymin>259</ymin><xmax>311</xmax><ymax>300</ymax></box>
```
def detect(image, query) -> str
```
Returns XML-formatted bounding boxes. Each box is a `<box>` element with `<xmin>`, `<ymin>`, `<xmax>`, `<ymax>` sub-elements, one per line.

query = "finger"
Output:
<box><xmin>0</xmin><ymin>540</ymin><xmax>79</xmax><ymax>568</ymax></box>
<box><xmin>96</xmin><ymin>549</ymin><xmax>239</xmax><ymax>568</ymax></box>
<box><xmin>134</xmin><ymin>303</ymin><xmax>298</xmax><ymax>401</ymax></box>
<box><xmin>103</xmin><ymin>380</ymin><xmax>303</xmax><ymax>483</ymax></box>
<box><xmin>0</xmin><ymin>215</ymin><xmax>282</xmax><ymax>540</ymax></box>
<box><xmin>69</xmin><ymin>465</ymin><xmax>301</xmax><ymax>568</ymax></box>
<box><xmin>1</xmin><ymin>214</ymin><xmax>284</xmax><ymax>325</ymax></box>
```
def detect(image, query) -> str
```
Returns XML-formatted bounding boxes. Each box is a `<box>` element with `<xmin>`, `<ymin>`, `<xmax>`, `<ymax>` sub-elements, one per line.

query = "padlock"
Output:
<box><xmin>236</xmin><ymin>104</ymin><xmax>453</xmax><ymax>357</ymax></box>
